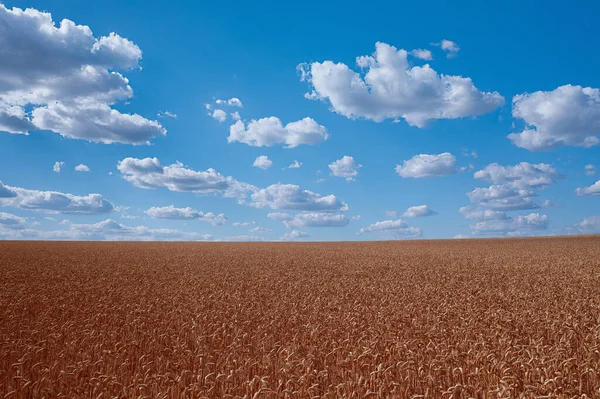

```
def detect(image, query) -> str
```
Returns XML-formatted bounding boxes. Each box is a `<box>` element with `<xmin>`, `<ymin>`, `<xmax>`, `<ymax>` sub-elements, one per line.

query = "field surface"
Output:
<box><xmin>1</xmin><ymin>237</ymin><xmax>600</xmax><ymax>398</ymax></box>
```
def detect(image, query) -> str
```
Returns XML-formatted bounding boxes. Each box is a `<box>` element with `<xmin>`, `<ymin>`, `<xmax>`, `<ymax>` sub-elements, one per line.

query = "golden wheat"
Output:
<box><xmin>0</xmin><ymin>236</ymin><xmax>599</xmax><ymax>398</ymax></box>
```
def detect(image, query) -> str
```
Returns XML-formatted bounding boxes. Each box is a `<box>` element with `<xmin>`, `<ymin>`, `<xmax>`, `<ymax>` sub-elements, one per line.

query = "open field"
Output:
<box><xmin>1</xmin><ymin>237</ymin><xmax>600</xmax><ymax>398</ymax></box>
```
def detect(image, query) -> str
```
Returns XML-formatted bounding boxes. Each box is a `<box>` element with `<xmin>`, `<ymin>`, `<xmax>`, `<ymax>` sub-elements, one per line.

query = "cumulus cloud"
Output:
<box><xmin>53</xmin><ymin>161</ymin><xmax>64</xmax><ymax>173</ymax></box>
<box><xmin>329</xmin><ymin>156</ymin><xmax>362</xmax><ymax>181</ymax></box>
<box><xmin>299</xmin><ymin>42</ymin><xmax>503</xmax><ymax>127</ymax></box>
<box><xmin>0</xmin><ymin>181</ymin><xmax>17</xmax><ymax>198</ymax></box>
<box><xmin>267</xmin><ymin>212</ymin><xmax>293</xmax><ymax>221</ymax></box>
<box><xmin>279</xmin><ymin>230</ymin><xmax>309</xmax><ymax>241</ymax></box>
<box><xmin>357</xmin><ymin>219</ymin><xmax>422</xmax><ymax>238</ymax></box>
<box><xmin>210</xmin><ymin>109</ymin><xmax>227</xmax><ymax>122</ymax></box>
<box><xmin>466</xmin><ymin>185</ymin><xmax>550</xmax><ymax>211</ymax></box>
<box><xmin>216</xmin><ymin>98</ymin><xmax>243</xmax><ymax>108</ymax></box>
<box><xmin>358</xmin><ymin>219</ymin><xmax>408</xmax><ymax>235</ymax></box>
<box><xmin>474</xmin><ymin>162</ymin><xmax>563</xmax><ymax>189</ymax></box>
<box><xmin>585</xmin><ymin>164</ymin><xmax>596</xmax><ymax>176</ymax></box>
<box><xmin>233</xmin><ymin>221</ymin><xmax>255</xmax><ymax>227</ymax></box>
<box><xmin>253</xmin><ymin>155</ymin><xmax>273</xmax><ymax>170</ymax></box>
<box><xmin>571</xmin><ymin>216</ymin><xmax>600</xmax><ymax>234</ymax></box>
<box><xmin>231</xmin><ymin>111</ymin><xmax>241</xmax><ymax>121</ymax></box>
<box><xmin>32</xmin><ymin>102</ymin><xmax>166</xmax><ymax>144</ymax></box>
<box><xmin>117</xmin><ymin>157</ymin><xmax>256</xmax><ymax>199</ymax></box>
<box><xmin>0</xmin><ymin>212</ymin><xmax>27</xmax><ymax>229</ymax></box>
<box><xmin>0</xmin><ymin>181</ymin><xmax>114</xmax><ymax>214</ymax></box>
<box><xmin>378</xmin><ymin>227</ymin><xmax>423</xmax><ymax>240</ymax></box>
<box><xmin>250</xmin><ymin>183</ymin><xmax>348</xmax><ymax>212</ymax></box>
<box><xmin>0</xmin><ymin>4</ymin><xmax>165</xmax><ymax>144</ymax></box>
<box><xmin>268</xmin><ymin>212</ymin><xmax>349</xmax><ymax>228</ymax></box>
<box><xmin>75</xmin><ymin>164</ymin><xmax>90</xmax><ymax>172</ymax></box>
<box><xmin>453</xmin><ymin>234</ymin><xmax>470</xmax><ymax>239</ymax></box>
<box><xmin>287</xmin><ymin>160</ymin><xmax>302</xmax><ymax>169</ymax></box>
<box><xmin>459</xmin><ymin>206</ymin><xmax>509</xmax><ymax>221</ymax></box>
<box><xmin>250</xmin><ymin>226</ymin><xmax>271</xmax><ymax>233</ymax></box>
<box><xmin>218</xmin><ymin>235</ymin><xmax>266</xmax><ymax>242</ymax></box>
<box><xmin>396</xmin><ymin>153</ymin><xmax>457</xmax><ymax>178</ymax></box>
<box><xmin>470</xmin><ymin>213</ymin><xmax>549</xmax><ymax>236</ymax></box>
<box><xmin>508</xmin><ymin>85</ymin><xmax>600</xmax><ymax>151</ymax></box>
<box><xmin>157</xmin><ymin>111</ymin><xmax>177</xmax><ymax>118</ymax></box>
<box><xmin>145</xmin><ymin>205</ymin><xmax>227</xmax><ymax>226</ymax></box>
<box><xmin>228</xmin><ymin>117</ymin><xmax>329</xmax><ymax>148</ymax></box>
<box><xmin>402</xmin><ymin>205</ymin><xmax>437</xmax><ymax>217</ymax></box>
<box><xmin>575</xmin><ymin>180</ymin><xmax>600</xmax><ymax>196</ymax></box>
<box><xmin>410</xmin><ymin>49</ymin><xmax>432</xmax><ymax>60</ymax></box>
<box><xmin>438</xmin><ymin>39</ymin><xmax>460</xmax><ymax>58</ymax></box>
<box><xmin>0</xmin><ymin>219</ymin><xmax>213</xmax><ymax>241</ymax></box>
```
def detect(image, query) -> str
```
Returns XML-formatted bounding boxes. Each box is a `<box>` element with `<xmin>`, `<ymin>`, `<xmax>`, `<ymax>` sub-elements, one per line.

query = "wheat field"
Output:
<box><xmin>1</xmin><ymin>236</ymin><xmax>599</xmax><ymax>398</ymax></box>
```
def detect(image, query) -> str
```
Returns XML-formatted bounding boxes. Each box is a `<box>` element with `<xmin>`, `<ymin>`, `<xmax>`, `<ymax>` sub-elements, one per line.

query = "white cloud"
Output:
<box><xmin>410</xmin><ymin>49</ymin><xmax>432</xmax><ymax>60</ymax></box>
<box><xmin>0</xmin><ymin>212</ymin><xmax>27</xmax><ymax>229</ymax></box>
<box><xmin>0</xmin><ymin>4</ymin><xmax>165</xmax><ymax>144</ymax></box>
<box><xmin>453</xmin><ymin>234</ymin><xmax>470</xmax><ymax>239</ymax></box>
<box><xmin>572</xmin><ymin>216</ymin><xmax>600</xmax><ymax>234</ymax></box>
<box><xmin>231</xmin><ymin>111</ymin><xmax>241</xmax><ymax>121</ymax></box>
<box><xmin>53</xmin><ymin>161</ymin><xmax>64</xmax><ymax>173</ymax></box>
<box><xmin>250</xmin><ymin>226</ymin><xmax>271</xmax><ymax>233</ymax></box>
<box><xmin>358</xmin><ymin>218</ymin><xmax>407</xmax><ymax>235</ymax></box>
<box><xmin>0</xmin><ymin>219</ymin><xmax>213</xmax><ymax>241</ymax></box>
<box><xmin>267</xmin><ymin>212</ymin><xmax>292</xmax><ymax>220</ymax></box>
<box><xmin>32</xmin><ymin>100</ymin><xmax>165</xmax><ymax>146</ymax></box>
<box><xmin>378</xmin><ymin>227</ymin><xmax>423</xmax><ymax>240</ymax></box>
<box><xmin>402</xmin><ymin>205</ymin><xmax>437</xmax><ymax>217</ymax></box>
<box><xmin>145</xmin><ymin>205</ymin><xmax>227</xmax><ymax>226</ymax></box>
<box><xmin>299</xmin><ymin>42</ymin><xmax>502</xmax><ymax>127</ymax></box>
<box><xmin>216</xmin><ymin>98</ymin><xmax>243</xmax><ymax>108</ymax></box>
<box><xmin>157</xmin><ymin>111</ymin><xmax>177</xmax><ymax>118</ymax></box>
<box><xmin>233</xmin><ymin>221</ymin><xmax>255</xmax><ymax>227</ymax></box>
<box><xmin>75</xmin><ymin>164</ymin><xmax>90</xmax><ymax>172</ymax></box>
<box><xmin>357</xmin><ymin>219</ymin><xmax>421</xmax><ymax>239</ymax></box>
<box><xmin>0</xmin><ymin>181</ymin><xmax>17</xmax><ymax>198</ymax></box>
<box><xmin>218</xmin><ymin>235</ymin><xmax>266</xmax><ymax>242</ymax></box>
<box><xmin>395</xmin><ymin>153</ymin><xmax>457</xmax><ymax>178</ymax></box>
<box><xmin>329</xmin><ymin>156</ymin><xmax>362</xmax><ymax>181</ymax></box>
<box><xmin>438</xmin><ymin>39</ymin><xmax>460</xmax><ymax>58</ymax></box>
<box><xmin>269</xmin><ymin>212</ymin><xmax>350</xmax><ymax>228</ymax></box>
<box><xmin>509</xmin><ymin>85</ymin><xmax>600</xmax><ymax>150</ymax></box>
<box><xmin>120</xmin><ymin>212</ymin><xmax>139</xmax><ymax>220</ymax></box>
<box><xmin>467</xmin><ymin>185</ymin><xmax>550</xmax><ymax>211</ymax></box>
<box><xmin>459</xmin><ymin>206</ymin><xmax>509</xmax><ymax>221</ymax></box>
<box><xmin>117</xmin><ymin>157</ymin><xmax>256</xmax><ymax>199</ymax></box>
<box><xmin>474</xmin><ymin>162</ymin><xmax>562</xmax><ymax>189</ymax></box>
<box><xmin>250</xmin><ymin>183</ymin><xmax>348</xmax><ymax>212</ymax></box>
<box><xmin>279</xmin><ymin>230</ymin><xmax>309</xmax><ymax>241</ymax></box>
<box><xmin>385</xmin><ymin>210</ymin><xmax>398</xmax><ymax>218</ymax></box>
<box><xmin>287</xmin><ymin>160</ymin><xmax>302</xmax><ymax>169</ymax></box>
<box><xmin>585</xmin><ymin>164</ymin><xmax>596</xmax><ymax>176</ymax></box>
<box><xmin>470</xmin><ymin>213</ymin><xmax>549</xmax><ymax>236</ymax></box>
<box><xmin>253</xmin><ymin>155</ymin><xmax>273</xmax><ymax>170</ymax></box>
<box><xmin>575</xmin><ymin>180</ymin><xmax>600</xmax><ymax>196</ymax></box>
<box><xmin>0</xmin><ymin>182</ymin><xmax>114</xmax><ymax>214</ymax></box>
<box><xmin>210</xmin><ymin>109</ymin><xmax>227</xmax><ymax>122</ymax></box>
<box><xmin>229</xmin><ymin>117</ymin><xmax>329</xmax><ymax>148</ymax></box>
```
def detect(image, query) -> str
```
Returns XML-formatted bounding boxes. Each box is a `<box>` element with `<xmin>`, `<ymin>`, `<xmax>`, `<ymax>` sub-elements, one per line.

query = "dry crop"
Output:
<box><xmin>1</xmin><ymin>236</ymin><xmax>600</xmax><ymax>398</ymax></box>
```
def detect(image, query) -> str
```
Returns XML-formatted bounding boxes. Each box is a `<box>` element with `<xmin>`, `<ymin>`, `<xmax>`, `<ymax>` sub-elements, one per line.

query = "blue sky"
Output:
<box><xmin>0</xmin><ymin>0</ymin><xmax>599</xmax><ymax>241</ymax></box>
